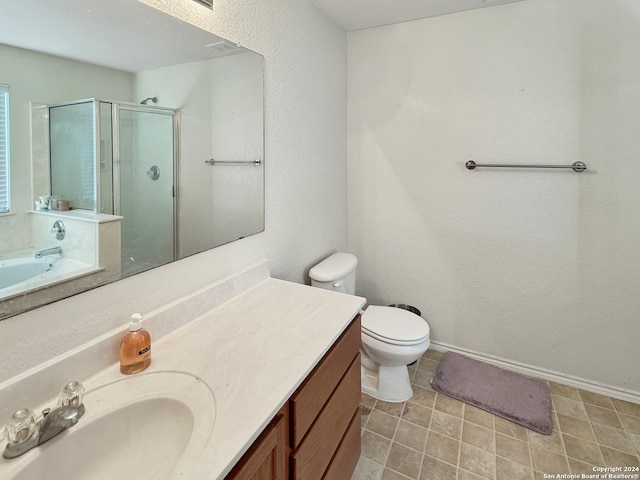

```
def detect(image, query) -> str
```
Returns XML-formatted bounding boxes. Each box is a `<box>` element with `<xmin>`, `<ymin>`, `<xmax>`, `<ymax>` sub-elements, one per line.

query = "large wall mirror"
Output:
<box><xmin>0</xmin><ymin>0</ymin><xmax>265</xmax><ymax>320</ymax></box>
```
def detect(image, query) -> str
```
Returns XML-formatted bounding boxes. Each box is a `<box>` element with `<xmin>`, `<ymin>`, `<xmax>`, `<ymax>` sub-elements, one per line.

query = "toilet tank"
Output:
<box><xmin>309</xmin><ymin>253</ymin><xmax>358</xmax><ymax>295</ymax></box>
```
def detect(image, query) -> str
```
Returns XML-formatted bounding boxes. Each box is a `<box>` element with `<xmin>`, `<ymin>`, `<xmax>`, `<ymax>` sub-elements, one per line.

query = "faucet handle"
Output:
<box><xmin>58</xmin><ymin>381</ymin><xmax>85</xmax><ymax>407</ymax></box>
<box><xmin>6</xmin><ymin>409</ymin><xmax>37</xmax><ymax>445</ymax></box>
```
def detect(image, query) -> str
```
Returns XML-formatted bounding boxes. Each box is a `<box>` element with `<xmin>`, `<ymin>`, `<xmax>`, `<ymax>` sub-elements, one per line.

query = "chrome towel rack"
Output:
<box><xmin>204</xmin><ymin>158</ymin><xmax>262</xmax><ymax>166</ymax></box>
<box><xmin>465</xmin><ymin>160</ymin><xmax>587</xmax><ymax>173</ymax></box>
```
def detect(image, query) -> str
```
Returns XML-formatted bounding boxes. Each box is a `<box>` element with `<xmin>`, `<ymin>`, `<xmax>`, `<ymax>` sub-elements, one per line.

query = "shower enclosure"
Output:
<box><xmin>48</xmin><ymin>99</ymin><xmax>179</xmax><ymax>277</ymax></box>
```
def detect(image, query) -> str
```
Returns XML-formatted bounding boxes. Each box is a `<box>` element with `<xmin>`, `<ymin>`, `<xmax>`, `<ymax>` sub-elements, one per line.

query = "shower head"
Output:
<box><xmin>140</xmin><ymin>96</ymin><xmax>158</xmax><ymax>105</ymax></box>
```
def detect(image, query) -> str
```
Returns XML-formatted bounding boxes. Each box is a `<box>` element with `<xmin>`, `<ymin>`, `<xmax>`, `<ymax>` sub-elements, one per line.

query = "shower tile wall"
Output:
<box><xmin>352</xmin><ymin>350</ymin><xmax>640</xmax><ymax>480</ymax></box>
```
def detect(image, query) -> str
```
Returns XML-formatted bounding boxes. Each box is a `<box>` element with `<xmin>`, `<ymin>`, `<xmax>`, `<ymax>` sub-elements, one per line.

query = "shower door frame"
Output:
<box><xmin>111</xmin><ymin>101</ymin><xmax>181</xmax><ymax>262</ymax></box>
<box><xmin>48</xmin><ymin>98</ymin><xmax>101</xmax><ymax>212</ymax></box>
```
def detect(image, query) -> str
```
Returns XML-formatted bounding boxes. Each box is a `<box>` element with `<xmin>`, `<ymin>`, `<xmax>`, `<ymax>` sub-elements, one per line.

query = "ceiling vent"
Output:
<box><xmin>205</xmin><ymin>40</ymin><xmax>243</xmax><ymax>56</ymax></box>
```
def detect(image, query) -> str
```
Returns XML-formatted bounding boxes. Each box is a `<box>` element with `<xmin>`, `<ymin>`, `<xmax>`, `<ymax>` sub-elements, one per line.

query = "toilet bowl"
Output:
<box><xmin>309</xmin><ymin>253</ymin><xmax>431</xmax><ymax>403</ymax></box>
<box><xmin>360</xmin><ymin>305</ymin><xmax>430</xmax><ymax>402</ymax></box>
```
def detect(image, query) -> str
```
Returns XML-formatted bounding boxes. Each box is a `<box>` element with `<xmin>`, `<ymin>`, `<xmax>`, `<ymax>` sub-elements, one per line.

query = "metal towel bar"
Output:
<box><xmin>465</xmin><ymin>160</ymin><xmax>587</xmax><ymax>173</ymax></box>
<box><xmin>204</xmin><ymin>158</ymin><xmax>262</xmax><ymax>166</ymax></box>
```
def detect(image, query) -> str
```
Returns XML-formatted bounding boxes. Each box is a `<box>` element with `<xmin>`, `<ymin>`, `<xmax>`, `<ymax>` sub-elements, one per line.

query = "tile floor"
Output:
<box><xmin>352</xmin><ymin>350</ymin><xmax>640</xmax><ymax>480</ymax></box>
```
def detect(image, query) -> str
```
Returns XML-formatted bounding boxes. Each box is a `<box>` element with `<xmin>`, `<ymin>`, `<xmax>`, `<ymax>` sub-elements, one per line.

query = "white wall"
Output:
<box><xmin>0</xmin><ymin>0</ymin><xmax>348</xmax><ymax>385</ymax></box>
<box><xmin>209</xmin><ymin>52</ymin><xmax>264</xmax><ymax>248</ymax></box>
<box><xmin>0</xmin><ymin>44</ymin><xmax>133</xmax><ymax>214</ymax></box>
<box><xmin>136</xmin><ymin>51</ymin><xmax>264</xmax><ymax>256</ymax></box>
<box><xmin>348</xmin><ymin>0</ymin><xmax>640</xmax><ymax>395</ymax></box>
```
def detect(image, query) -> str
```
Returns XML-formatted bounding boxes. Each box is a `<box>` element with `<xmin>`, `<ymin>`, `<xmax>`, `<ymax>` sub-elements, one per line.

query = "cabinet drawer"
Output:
<box><xmin>290</xmin><ymin>316</ymin><xmax>360</xmax><ymax>446</ymax></box>
<box><xmin>291</xmin><ymin>355</ymin><xmax>360</xmax><ymax>480</ymax></box>
<box><xmin>322</xmin><ymin>408</ymin><xmax>361</xmax><ymax>480</ymax></box>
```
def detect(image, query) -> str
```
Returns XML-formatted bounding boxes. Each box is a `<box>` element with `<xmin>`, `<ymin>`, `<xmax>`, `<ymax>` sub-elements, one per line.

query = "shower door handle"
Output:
<box><xmin>147</xmin><ymin>165</ymin><xmax>160</xmax><ymax>180</ymax></box>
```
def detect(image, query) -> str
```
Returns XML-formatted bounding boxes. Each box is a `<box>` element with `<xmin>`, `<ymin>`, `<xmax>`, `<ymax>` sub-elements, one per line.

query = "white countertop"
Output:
<box><xmin>3</xmin><ymin>276</ymin><xmax>365</xmax><ymax>479</ymax></box>
<box><xmin>157</xmin><ymin>278</ymin><xmax>364</xmax><ymax>478</ymax></box>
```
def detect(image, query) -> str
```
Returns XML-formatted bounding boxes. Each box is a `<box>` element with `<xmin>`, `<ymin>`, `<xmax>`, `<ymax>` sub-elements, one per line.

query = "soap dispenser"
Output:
<box><xmin>119</xmin><ymin>313</ymin><xmax>151</xmax><ymax>374</ymax></box>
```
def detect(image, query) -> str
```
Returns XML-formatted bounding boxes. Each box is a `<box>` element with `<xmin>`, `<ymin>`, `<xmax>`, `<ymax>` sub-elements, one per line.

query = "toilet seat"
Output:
<box><xmin>362</xmin><ymin>305</ymin><xmax>429</xmax><ymax>346</ymax></box>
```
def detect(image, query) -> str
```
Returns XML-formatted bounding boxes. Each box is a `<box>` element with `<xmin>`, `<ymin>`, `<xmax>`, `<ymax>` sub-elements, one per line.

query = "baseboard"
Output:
<box><xmin>430</xmin><ymin>341</ymin><xmax>640</xmax><ymax>405</ymax></box>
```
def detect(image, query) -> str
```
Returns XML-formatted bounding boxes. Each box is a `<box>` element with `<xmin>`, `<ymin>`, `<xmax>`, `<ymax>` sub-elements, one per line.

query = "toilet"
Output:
<box><xmin>310</xmin><ymin>252</ymin><xmax>430</xmax><ymax>403</ymax></box>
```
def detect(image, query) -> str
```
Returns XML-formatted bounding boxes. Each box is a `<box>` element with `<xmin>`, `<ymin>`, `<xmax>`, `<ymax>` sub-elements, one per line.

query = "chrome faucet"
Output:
<box><xmin>2</xmin><ymin>381</ymin><xmax>85</xmax><ymax>459</ymax></box>
<box><xmin>34</xmin><ymin>246</ymin><xmax>62</xmax><ymax>259</ymax></box>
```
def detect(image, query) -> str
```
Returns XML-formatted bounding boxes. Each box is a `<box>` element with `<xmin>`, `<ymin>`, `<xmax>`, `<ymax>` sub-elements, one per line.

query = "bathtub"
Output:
<box><xmin>0</xmin><ymin>254</ymin><xmax>99</xmax><ymax>301</ymax></box>
<box><xmin>0</xmin><ymin>256</ymin><xmax>56</xmax><ymax>289</ymax></box>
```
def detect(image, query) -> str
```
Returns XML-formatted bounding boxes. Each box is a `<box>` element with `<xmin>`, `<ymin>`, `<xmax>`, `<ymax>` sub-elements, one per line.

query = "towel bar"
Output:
<box><xmin>465</xmin><ymin>160</ymin><xmax>587</xmax><ymax>173</ymax></box>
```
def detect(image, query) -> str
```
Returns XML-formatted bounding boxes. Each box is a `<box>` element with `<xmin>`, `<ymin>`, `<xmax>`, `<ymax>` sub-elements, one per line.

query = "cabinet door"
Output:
<box><xmin>226</xmin><ymin>413</ymin><xmax>287</xmax><ymax>480</ymax></box>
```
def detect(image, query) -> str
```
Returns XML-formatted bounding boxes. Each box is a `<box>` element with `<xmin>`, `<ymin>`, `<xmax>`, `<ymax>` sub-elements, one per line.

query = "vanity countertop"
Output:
<box><xmin>80</xmin><ymin>277</ymin><xmax>365</xmax><ymax>479</ymax></box>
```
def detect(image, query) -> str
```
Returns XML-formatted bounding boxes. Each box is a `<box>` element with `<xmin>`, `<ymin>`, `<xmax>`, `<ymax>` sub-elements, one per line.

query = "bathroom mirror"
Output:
<box><xmin>0</xmin><ymin>0</ymin><xmax>265</xmax><ymax>319</ymax></box>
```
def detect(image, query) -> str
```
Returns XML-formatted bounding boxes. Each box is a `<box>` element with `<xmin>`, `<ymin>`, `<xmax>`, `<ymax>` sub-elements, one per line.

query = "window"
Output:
<box><xmin>0</xmin><ymin>84</ymin><xmax>9</xmax><ymax>213</ymax></box>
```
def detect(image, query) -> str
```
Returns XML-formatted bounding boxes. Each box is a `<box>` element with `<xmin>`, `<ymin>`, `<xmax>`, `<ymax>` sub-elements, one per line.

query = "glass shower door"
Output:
<box><xmin>116</xmin><ymin>106</ymin><xmax>176</xmax><ymax>277</ymax></box>
<box><xmin>49</xmin><ymin>100</ymin><xmax>97</xmax><ymax>210</ymax></box>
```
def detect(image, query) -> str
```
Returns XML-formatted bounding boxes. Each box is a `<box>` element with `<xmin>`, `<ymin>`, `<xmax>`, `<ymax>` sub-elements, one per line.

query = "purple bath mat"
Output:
<box><xmin>431</xmin><ymin>352</ymin><xmax>553</xmax><ymax>435</ymax></box>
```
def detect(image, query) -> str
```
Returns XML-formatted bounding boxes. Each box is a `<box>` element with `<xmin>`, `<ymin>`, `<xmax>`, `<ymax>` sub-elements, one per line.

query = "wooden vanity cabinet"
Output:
<box><xmin>225</xmin><ymin>406</ymin><xmax>289</xmax><ymax>480</ymax></box>
<box><xmin>225</xmin><ymin>316</ymin><xmax>361</xmax><ymax>480</ymax></box>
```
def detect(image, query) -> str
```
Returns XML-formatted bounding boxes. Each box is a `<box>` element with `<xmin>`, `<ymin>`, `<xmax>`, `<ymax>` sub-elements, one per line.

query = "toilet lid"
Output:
<box><xmin>362</xmin><ymin>305</ymin><xmax>430</xmax><ymax>346</ymax></box>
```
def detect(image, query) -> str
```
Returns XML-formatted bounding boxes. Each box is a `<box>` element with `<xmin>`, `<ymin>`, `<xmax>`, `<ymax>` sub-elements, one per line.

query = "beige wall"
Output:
<box><xmin>348</xmin><ymin>0</ymin><xmax>640</xmax><ymax>396</ymax></box>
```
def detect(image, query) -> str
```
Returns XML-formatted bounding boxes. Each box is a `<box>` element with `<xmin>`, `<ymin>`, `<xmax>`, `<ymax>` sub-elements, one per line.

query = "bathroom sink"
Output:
<box><xmin>0</xmin><ymin>371</ymin><xmax>216</xmax><ymax>480</ymax></box>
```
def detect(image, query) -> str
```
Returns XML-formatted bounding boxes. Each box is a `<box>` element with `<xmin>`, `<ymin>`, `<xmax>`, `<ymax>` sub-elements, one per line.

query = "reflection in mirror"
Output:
<box><xmin>0</xmin><ymin>0</ymin><xmax>264</xmax><ymax>320</ymax></box>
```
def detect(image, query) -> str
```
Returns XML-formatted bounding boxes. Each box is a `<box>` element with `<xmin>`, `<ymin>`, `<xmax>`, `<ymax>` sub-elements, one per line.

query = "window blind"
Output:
<box><xmin>0</xmin><ymin>84</ymin><xmax>9</xmax><ymax>213</ymax></box>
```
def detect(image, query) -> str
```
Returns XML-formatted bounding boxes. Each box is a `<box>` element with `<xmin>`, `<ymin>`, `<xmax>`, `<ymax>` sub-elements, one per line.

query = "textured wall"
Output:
<box><xmin>0</xmin><ymin>0</ymin><xmax>347</xmax><ymax>384</ymax></box>
<box><xmin>348</xmin><ymin>0</ymin><xmax>640</xmax><ymax>393</ymax></box>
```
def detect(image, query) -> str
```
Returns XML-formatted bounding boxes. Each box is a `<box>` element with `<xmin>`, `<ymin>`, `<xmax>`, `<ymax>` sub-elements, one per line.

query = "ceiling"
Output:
<box><xmin>0</xmin><ymin>0</ymin><xmax>526</xmax><ymax>71</ymax></box>
<box><xmin>0</xmin><ymin>0</ymin><xmax>233</xmax><ymax>72</ymax></box>
<box><xmin>309</xmin><ymin>0</ymin><xmax>526</xmax><ymax>32</ymax></box>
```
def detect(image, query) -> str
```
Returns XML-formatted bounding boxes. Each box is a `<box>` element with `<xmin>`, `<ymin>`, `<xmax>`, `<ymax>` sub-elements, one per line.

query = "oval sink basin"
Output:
<box><xmin>0</xmin><ymin>371</ymin><xmax>215</xmax><ymax>479</ymax></box>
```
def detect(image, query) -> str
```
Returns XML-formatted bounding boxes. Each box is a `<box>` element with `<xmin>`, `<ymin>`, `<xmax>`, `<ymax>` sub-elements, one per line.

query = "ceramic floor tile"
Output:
<box><xmin>599</xmin><ymin>445</ymin><xmax>639</xmax><ymax>468</ymax></box>
<box><xmin>561</xmin><ymin>434</ymin><xmax>604</xmax><ymax>466</ymax></box>
<box><xmin>395</xmin><ymin>420</ymin><xmax>429</xmax><ymax>452</ymax></box>
<box><xmin>425</xmin><ymin>431</ymin><xmax>460</xmax><ymax>465</ymax></box>
<box><xmin>369</xmin><ymin>410</ymin><xmax>401</xmax><ymax>439</ymax></box>
<box><xmin>386</xmin><ymin>443</ymin><xmax>422</xmax><ymax>479</ymax></box>
<box><xmin>362</xmin><ymin>430</ymin><xmax>393</xmax><ymax>464</ymax></box>
<box><xmin>612</xmin><ymin>398</ymin><xmax>640</xmax><ymax>418</ymax></box>
<box><xmin>549</xmin><ymin>382</ymin><xmax>582</xmax><ymax>401</ymax></box>
<box><xmin>585</xmin><ymin>403</ymin><xmax>624</xmax><ymax>429</ymax></box>
<box><xmin>495</xmin><ymin>456</ymin><xmax>534</xmax><ymax>480</ymax></box>
<box><xmin>552</xmin><ymin>395</ymin><xmax>589</xmax><ymax>421</ymax></box>
<box><xmin>495</xmin><ymin>433</ymin><xmax>531</xmax><ymax>467</ymax></box>
<box><xmin>530</xmin><ymin>445</ymin><xmax>570</xmax><ymax>474</ymax></box>
<box><xmin>381</xmin><ymin>468</ymin><xmax>413</xmax><ymax>480</ymax></box>
<box><xmin>580</xmin><ymin>390</ymin><xmax>615</xmax><ymax>410</ymax></box>
<box><xmin>463</xmin><ymin>421</ymin><xmax>496</xmax><ymax>453</ymax></box>
<box><xmin>459</xmin><ymin>442</ymin><xmax>496</xmax><ymax>479</ymax></box>
<box><xmin>410</xmin><ymin>386</ymin><xmax>437</xmax><ymax>409</ymax></box>
<box><xmin>353</xmin><ymin>352</ymin><xmax>640</xmax><ymax>480</ymax></box>
<box><xmin>495</xmin><ymin>417</ymin><xmax>529</xmax><ymax>442</ymax></box>
<box><xmin>430</xmin><ymin>410</ymin><xmax>462</xmax><ymax>439</ymax></box>
<box><xmin>377</xmin><ymin>400</ymin><xmax>407</xmax><ymax>418</ymax></box>
<box><xmin>420</xmin><ymin>454</ymin><xmax>457</xmax><ymax>480</ymax></box>
<box><xmin>528</xmin><ymin>423</ymin><xmax>565</xmax><ymax>456</ymax></box>
<box><xmin>352</xmin><ymin>456</ymin><xmax>385</xmax><ymax>480</ymax></box>
<box><xmin>556</xmin><ymin>413</ymin><xmax>595</xmax><ymax>442</ymax></box>
<box><xmin>464</xmin><ymin>404</ymin><xmax>496</xmax><ymax>430</ymax></box>
<box><xmin>620</xmin><ymin>413</ymin><xmax>640</xmax><ymax>435</ymax></box>
<box><xmin>401</xmin><ymin>402</ymin><xmax>433</xmax><ymax>429</ymax></box>
<box><xmin>412</xmin><ymin>370</ymin><xmax>434</xmax><ymax>390</ymax></box>
<box><xmin>434</xmin><ymin>394</ymin><xmax>464</xmax><ymax>418</ymax></box>
<box><xmin>591</xmin><ymin>423</ymin><xmax>635</xmax><ymax>454</ymax></box>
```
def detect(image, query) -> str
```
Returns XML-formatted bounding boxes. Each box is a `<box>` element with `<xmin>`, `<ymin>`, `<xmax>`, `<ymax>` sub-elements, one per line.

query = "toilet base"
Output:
<box><xmin>361</xmin><ymin>364</ymin><xmax>413</xmax><ymax>403</ymax></box>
